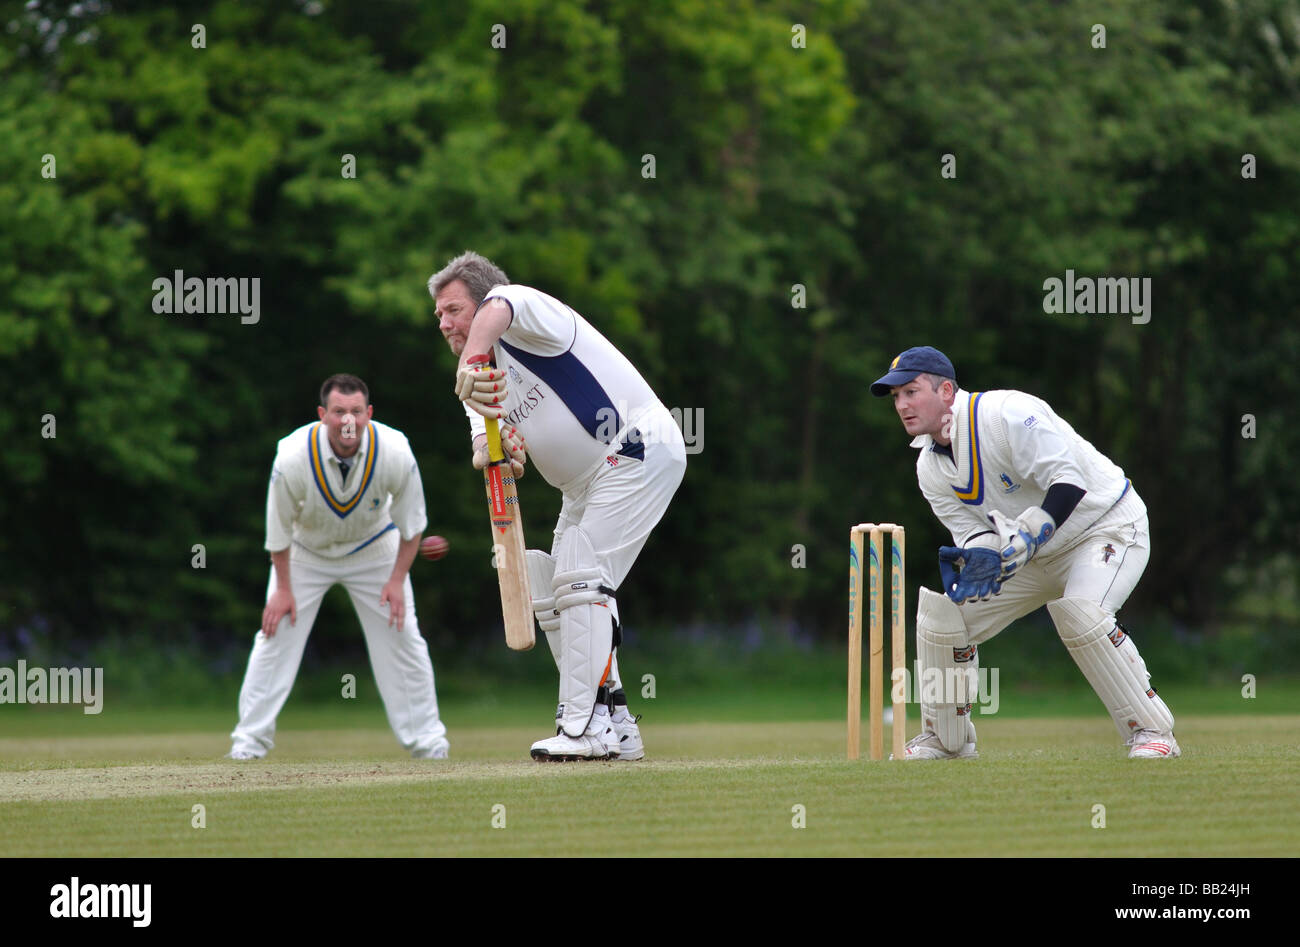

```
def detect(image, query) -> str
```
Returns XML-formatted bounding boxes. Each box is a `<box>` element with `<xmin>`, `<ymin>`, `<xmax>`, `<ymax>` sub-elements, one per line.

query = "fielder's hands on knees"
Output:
<box><xmin>988</xmin><ymin>506</ymin><xmax>1055</xmax><ymax>580</ymax></box>
<box><xmin>455</xmin><ymin>363</ymin><xmax>508</xmax><ymax>419</ymax></box>
<box><xmin>380</xmin><ymin>578</ymin><xmax>406</xmax><ymax>631</ymax></box>
<box><xmin>262</xmin><ymin>588</ymin><xmax>297</xmax><ymax>637</ymax></box>
<box><xmin>938</xmin><ymin>546</ymin><xmax>1003</xmax><ymax>604</ymax></box>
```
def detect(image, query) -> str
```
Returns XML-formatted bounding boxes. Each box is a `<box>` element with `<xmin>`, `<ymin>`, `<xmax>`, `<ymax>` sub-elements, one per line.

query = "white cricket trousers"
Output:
<box><xmin>957</xmin><ymin>489</ymin><xmax>1151</xmax><ymax>645</ymax></box>
<box><xmin>230</xmin><ymin>530</ymin><xmax>447</xmax><ymax>757</ymax></box>
<box><xmin>545</xmin><ymin>406</ymin><xmax>686</xmax><ymax>718</ymax></box>
<box><xmin>552</xmin><ymin>409</ymin><xmax>688</xmax><ymax>592</ymax></box>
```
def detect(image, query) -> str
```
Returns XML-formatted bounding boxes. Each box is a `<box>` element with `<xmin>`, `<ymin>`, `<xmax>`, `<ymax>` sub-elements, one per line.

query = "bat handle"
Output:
<box><xmin>466</xmin><ymin>353</ymin><xmax>505</xmax><ymax>463</ymax></box>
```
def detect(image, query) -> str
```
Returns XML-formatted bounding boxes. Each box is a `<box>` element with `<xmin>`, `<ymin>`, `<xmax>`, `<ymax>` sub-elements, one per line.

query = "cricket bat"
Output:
<box><xmin>467</xmin><ymin>354</ymin><xmax>534</xmax><ymax>651</ymax></box>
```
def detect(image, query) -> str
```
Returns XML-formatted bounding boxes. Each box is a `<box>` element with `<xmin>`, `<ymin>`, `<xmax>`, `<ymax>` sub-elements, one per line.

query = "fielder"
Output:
<box><xmin>430</xmin><ymin>251</ymin><xmax>686</xmax><ymax>761</ymax></box>
<box><xmin>228</xmin><ymin>374</ymin><xmax>450</xmax><ymax>760</ymax></box>
<box><xmin>872</xmin><ymin>346</ymin><xmax>1178</xmax><ymax>760</ymax></box>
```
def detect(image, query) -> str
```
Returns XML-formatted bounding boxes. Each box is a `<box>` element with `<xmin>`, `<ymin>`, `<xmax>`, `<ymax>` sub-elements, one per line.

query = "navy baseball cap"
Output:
<box><xmin>870</xmin><ymin>346</ymin><xmax>956</xmax><ymax>397</ymax></box>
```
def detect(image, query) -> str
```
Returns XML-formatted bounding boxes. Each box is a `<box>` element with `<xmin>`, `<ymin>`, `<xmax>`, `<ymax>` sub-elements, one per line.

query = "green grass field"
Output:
<box><xmin>2</xmin><ymin>684</ymin><xmax>1296</xmax><ymax>857</ymax></box>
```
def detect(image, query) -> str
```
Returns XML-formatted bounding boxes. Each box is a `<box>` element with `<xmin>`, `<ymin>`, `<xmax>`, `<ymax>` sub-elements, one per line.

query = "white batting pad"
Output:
<box><xmin>916</xmin><ymin>586</ymin><xmax>977</xmax><ymax>753</ymax></box>
<box><xmin>553</xmin><ymin>528</ymin><xmax>613</xmax><ymax>737</ymax></box>
<box><xmin>525</xmin><ymin>549</ymin><xmax>561</xmax><ymax>664</ymax></box>
<box><xmin>1047</xmin><ymin>597</ymin><xmax>1175</xmax><ymax>741</ymax></box>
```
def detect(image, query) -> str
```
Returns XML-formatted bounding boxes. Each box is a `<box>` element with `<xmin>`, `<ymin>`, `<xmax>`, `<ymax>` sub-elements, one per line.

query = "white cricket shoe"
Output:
<box><xmin>604</xmin><ymin>713</ymin><xmax>645</xmax><ymax>761</ymax></box>
<box><xmin>227</xmin><ymin>750</ymin><xmax>262</xmax><ymax>761</ymax></box>
<box><xmin>530</xmin><ymin>731</ymin><xmax>610</xmax><ymax>761</ymax></box>
<box><xmin>412</xmin><ymin>739</ymin><xmax>450</xmax><ymax>760</ymax></box>
<box><xmin>1129</xmin><ymin>730</ymin><xmax>1180</xmax><ymax>759</ymax></box>
<box><xmin>893</xmin><ymin>719</ymin><xmax>978</xmax><ymax>760</ymax></box>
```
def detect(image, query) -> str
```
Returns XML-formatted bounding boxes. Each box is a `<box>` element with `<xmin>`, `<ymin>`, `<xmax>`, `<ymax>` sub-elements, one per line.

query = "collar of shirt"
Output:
<box><xmin>319</xmin><ymin>423</ymin><xmax>370</xmax><ymax>468</ymax></box>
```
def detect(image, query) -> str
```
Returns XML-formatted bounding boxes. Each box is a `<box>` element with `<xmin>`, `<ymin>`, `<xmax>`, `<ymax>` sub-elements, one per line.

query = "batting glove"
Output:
<box><xmin>455</xmin><ymin>363</ymin><xmax>508</xmax><ymax>419</ymax></box>
<box><xmin>472</xmin><ymin>431</ymin><xmax>526</xmax><ymax>479</ymax></box>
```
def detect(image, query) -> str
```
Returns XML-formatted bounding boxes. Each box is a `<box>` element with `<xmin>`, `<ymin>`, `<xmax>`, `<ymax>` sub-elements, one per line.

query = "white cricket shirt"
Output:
<box><xmin>464</xmin><ymin>284</ymin><xmax>667</xmax><ymax>492</ymax></box>
<box><xmin>265</xmin><ymin>419</ymin><xmax>427</xmax><ymax>558</ymax></box>
<box><xmin>913</xmin><ymin>388</ymin><xmax>1145</xmax><ymax>554</ymax></box>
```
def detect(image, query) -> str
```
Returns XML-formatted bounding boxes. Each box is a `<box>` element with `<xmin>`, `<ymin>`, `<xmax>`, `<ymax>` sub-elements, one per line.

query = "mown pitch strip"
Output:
<box><xmin>0</xmin><ymin>717</ymin><xmax>1294</xmax><ymax>857</ymax></box>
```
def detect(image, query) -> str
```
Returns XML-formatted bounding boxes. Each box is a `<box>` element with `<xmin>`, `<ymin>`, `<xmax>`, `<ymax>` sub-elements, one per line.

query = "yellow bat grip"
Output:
<box><xmin>467</xmin><ymin>353</ymin><xmax>506</xmax><ymax>463</ymax></box>
<box><xmin>485</xmin><ymin>416</ymin><xmax>505</xmax><ymax>463</ymax></box>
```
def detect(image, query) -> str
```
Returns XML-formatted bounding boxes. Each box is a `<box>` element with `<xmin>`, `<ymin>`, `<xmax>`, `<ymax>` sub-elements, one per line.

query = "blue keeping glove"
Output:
<box><xmin>988</xmin><ymin>507</ymin><xmax>1056</xmax><ymax>581</ymax></box>
<box><xmin>938</xmin><ymin>546</ymin><xmax>1004</xmax><ymax>604</ymax></box>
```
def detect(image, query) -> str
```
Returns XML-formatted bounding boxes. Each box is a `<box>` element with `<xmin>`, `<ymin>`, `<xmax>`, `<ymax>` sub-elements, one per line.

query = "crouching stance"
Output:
<box><xmin>872</xmin><ymin>347</ymin><xmax>1178</xmax><ymax>760</ymax></box>
<box><xmin>432</xmin><ymin>252</ymin><xmax>686</xmax><ymax>760</ymax></box>
<box><xmin>229</xmin><ymin>375</ymin><xmax>449</xmax><ymax>761</ymax></box>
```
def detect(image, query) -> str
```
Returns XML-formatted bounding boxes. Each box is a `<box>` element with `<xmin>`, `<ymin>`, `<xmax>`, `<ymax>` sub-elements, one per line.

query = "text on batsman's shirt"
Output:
<box><xmin>464</xmin><ymin>284</ymin><xmax>667</xmax><ymax>492</ymax></box>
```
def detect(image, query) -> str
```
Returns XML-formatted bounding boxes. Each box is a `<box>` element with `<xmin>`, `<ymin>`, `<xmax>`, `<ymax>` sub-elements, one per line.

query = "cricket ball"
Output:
<box><xmin>419</xmin><ymin>536</ymin><xmax>449</xmax><ymax>561</ymax></box>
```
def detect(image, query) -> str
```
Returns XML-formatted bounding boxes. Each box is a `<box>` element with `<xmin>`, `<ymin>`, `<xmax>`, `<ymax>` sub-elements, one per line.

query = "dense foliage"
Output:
<box><xmin>3</xmin><ymin>0</ymin><xmax>1297</xmax><ymax>652</ymax></box>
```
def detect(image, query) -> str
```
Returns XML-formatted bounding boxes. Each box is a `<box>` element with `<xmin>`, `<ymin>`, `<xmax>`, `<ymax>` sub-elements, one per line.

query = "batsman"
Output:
<box><xmin>430</xmin><ymin>252</ymin><xmax>686</xmax><ymax>761</ymax></box>
<box><xmin>873</xmin><ymin>346</ymin><xmax>1179</xmax><ymax>760</ymax></box>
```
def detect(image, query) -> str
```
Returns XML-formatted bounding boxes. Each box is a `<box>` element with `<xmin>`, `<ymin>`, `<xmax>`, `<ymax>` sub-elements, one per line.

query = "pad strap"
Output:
<box><xmin>554</xmin><ymin>566</ymin><xmax>614</xmax><ymax>611</ymax></box>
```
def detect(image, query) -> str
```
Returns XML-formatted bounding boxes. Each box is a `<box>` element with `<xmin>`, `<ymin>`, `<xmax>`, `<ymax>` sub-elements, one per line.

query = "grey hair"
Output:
<box><xmin>427</xmin><ymin>251</ymin><xmax>510</xmax><ymax>305</ymax></box>
<box><xmin>919</xmin><ymin>372</ymin><xmax>957</xmax><ymax>394</ymax></box>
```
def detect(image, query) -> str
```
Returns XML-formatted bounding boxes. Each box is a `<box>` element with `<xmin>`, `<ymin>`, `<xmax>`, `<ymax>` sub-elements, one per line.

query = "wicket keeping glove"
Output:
<box><xmin>938</xmin><ymin>546</ymin><xmax>1003</xmax><ymax>604</ymax></box>
<box><xmin>988</xmin><ymin>507</ymin><xmax>1055</xmax><ymax>581</ymax></box>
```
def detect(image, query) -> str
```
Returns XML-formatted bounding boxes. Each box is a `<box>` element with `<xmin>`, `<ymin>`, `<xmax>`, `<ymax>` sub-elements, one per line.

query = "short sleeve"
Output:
<box><xmin>485</xmin><ymin>284</ymin><xmax>575</xmax><ymax>356</ymax></box>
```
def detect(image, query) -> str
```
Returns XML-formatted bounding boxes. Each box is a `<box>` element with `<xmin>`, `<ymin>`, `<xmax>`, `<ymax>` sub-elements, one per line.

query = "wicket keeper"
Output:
<box><xmin>430</xmin><ymin>252</ymin><xmax>686</xmax><ymax>761</ymax></box>
<box><xmin>873</xmin><ymin>346</ymin><xmax>1179</xmax><ymax>759</ymax></box>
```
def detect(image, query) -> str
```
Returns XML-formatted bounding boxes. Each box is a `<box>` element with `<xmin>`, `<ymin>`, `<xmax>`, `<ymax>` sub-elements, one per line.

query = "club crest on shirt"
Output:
<box><xmin>999</xmin><ymin>473</ymin><xmax>1020</xmax><ymax>494</ymax></box>
<box><xmin>508</xmin><ymin>365</ymin><xmax>524</xmax><ymax>386</ymax></box>
<box><xmin>606</xmin><ymin>455</ymin><xmax>620</xmax><ymax>467</ymax></box>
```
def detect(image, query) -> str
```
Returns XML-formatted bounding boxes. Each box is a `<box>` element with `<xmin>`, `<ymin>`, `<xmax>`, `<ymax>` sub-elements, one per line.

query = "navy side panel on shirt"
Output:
<box><xmin>499</xmin><ymin>339</ymin><xmax>622</xmax><ymax>443</ymax></box>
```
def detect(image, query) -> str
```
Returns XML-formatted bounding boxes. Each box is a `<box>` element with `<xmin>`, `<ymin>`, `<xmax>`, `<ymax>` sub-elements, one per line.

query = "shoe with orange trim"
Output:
<box><xmin>1129</xmin><ymin>730</ymin><xmax>1180</xmax><ymax>759</ymax></box>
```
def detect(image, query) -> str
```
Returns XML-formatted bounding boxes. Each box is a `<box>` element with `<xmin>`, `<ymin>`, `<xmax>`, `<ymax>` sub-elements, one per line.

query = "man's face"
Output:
<box><xmin>891</xmin><ymin>376</ymin><xmax>954</xmax><ymax>442</ymax></box>
<box><xmin>435</xmin><ymin>279</ymin><xmax>477</xmax><ymax>356</ymax></box>
<box><xmin>317</xmin><ymin>389</ymin><xmax>373</xmax><ymax>457</ymax></box>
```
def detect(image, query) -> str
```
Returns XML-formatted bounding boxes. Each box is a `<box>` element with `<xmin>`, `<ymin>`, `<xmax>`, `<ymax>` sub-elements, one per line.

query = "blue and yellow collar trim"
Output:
<box><xmin>309</xmin><ymin>422</ymin><xmax>377</xmax><ymax>518</ymax></box>
<box><xmin>951</xmin><ymin>391</ymin><xmax>985</xmax><ymax>505</ymax></box>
